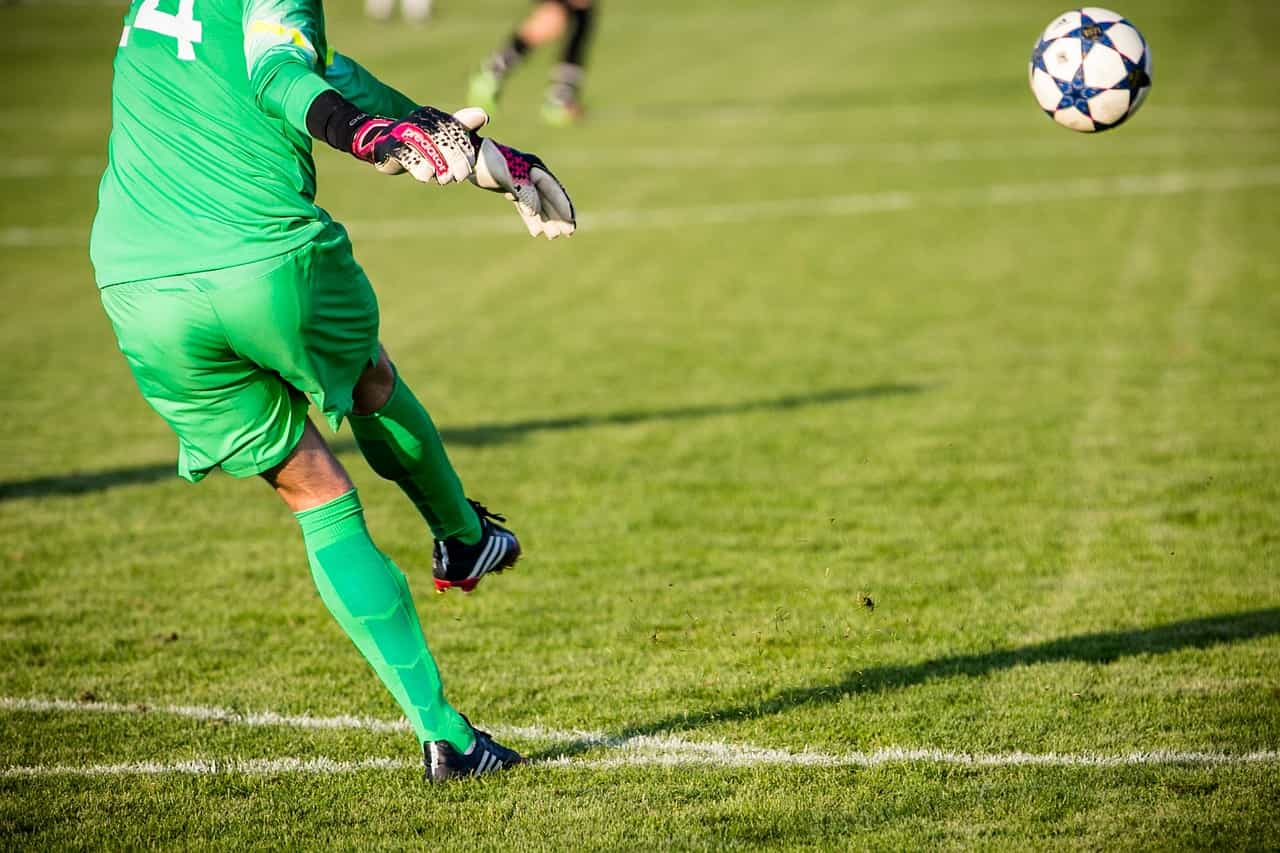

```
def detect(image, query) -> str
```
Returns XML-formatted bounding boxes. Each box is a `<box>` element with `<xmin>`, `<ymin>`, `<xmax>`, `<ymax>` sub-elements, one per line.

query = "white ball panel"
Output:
<box><xmin>1031</xmin><ymin>68</ymin><xmax>1065</xmax><ymax>111</ymax></box>
<box><xmin>1083</xmin><ymin>44</ymin><xmax>1126</xmax><ymax>88</ymax></box>
<box><xmin>1044</xmin><ymin>36</ymin><xmax>1083</xmax><ymax>82</ymax></box>
<box><xmin>1087</xmin><ymin>88</ymin><xmax>1131</xmax><ymax>125</ymax></box>
<box><xmin>1081</xmin><ymin>6</ymin><xmax>1125</xmax><ymax>23</ymax></box>
<box><xmin>1042</xmin><ymin>11</ymin><xmax>1081</xmax><ymax>41</ymax></box>
<box><xmin>1054</xmin><ymin>106</ymin><xmax>1097</xmax><ymax>133</ymax></box>
<box><xmin>1107</xmin><ymin>23</ymin><xmax>1146</xmax><ymax>63</ymax></box>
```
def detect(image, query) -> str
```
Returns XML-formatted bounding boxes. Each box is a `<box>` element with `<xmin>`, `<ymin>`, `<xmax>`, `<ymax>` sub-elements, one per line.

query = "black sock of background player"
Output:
<box><xmin>547</xmin><ymin>62</ymin><xmax>584</xmax><ymax>105</ymax></box>
<box><xmin>561</xmin><ymin>5</ymin><xmax>596</xmax><ymax>68</ymax></box>
<box><xmin>487</xmin><ymin>34</ymin><xmax>530</xmax><ymax>78</ymax></box>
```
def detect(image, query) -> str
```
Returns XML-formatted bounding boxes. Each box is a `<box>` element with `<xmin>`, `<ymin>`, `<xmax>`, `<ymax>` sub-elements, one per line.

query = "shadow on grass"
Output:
<box><xmin>0</xmin><ymin>383</ymin><xmax>922</xmax><ymax>502</ymax></box>
<box><xmin>440</xmin><ymin>383</ymin><xmax>921</xmax><ymax>447</ymax></box>
<box><xmin>530</xmin><ymin>607</ymin><xmax>1280</xmax><ymax>759</ymax></box>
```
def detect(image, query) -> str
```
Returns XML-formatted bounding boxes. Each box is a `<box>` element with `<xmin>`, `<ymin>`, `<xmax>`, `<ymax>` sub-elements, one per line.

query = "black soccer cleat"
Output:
<box><xmin>432</xmin><ymin>500</ymin><xmax>521</xmax><ymax>593</ymax></box>
<box><xmin>424</xmin><ymin>722</ymin><xmax>524</xmax><ymax>781</ymax></box>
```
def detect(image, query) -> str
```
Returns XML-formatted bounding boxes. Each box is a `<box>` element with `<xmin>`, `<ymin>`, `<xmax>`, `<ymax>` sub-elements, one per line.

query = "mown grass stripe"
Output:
<box><xmin>5</xmin><ymin>166</ymin><xmax>1279</xmax><ymax>248</ymax></box>
<box><xmin>0</xmin><ymin>696</ymin><xmax>710</xmax><ymax>752</ymax></box>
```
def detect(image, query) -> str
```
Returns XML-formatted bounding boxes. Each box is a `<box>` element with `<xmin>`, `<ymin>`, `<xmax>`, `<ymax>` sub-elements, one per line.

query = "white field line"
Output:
<box><xmin>556</xmin><ymin>134</ymin><xmax>1280</xmax><ymax>170</ymax></box>
<box><xmin>555</xmin><ymin>748</ymin><xmax>1280</xmax><ymax>769</ymax></box>
<box><xmin>2</xmin><ymin>757</ymin><xmax>420</xmax><ymax>778</ymax></box>
<box><xmin>0</xmin><ymin>696</ymin><xmax>413</xmax><ymax>734</ymax></box>
<box><xmin>5</xmin><ymin>134</ymin><xmax>1279</xmax><ymax>180</ymax></box>
<box><xmin>5</xmin><ymin>166</ymin><xmax>1278</xmax><ymax>250</ymax></box>
<box><xmin>5</xmin><ymin>751</ymin><xmax>1279</xmax><ymax>779</ymax></box>
<box><xmin>347</xmin><ymin>165</ymin><xmax>1280</xmax><ymax>238</ymax></box>
<box><xmin>3</xmin><ymin>696</ymin><xmax>1278</xmax><ymax>777</ymax></box>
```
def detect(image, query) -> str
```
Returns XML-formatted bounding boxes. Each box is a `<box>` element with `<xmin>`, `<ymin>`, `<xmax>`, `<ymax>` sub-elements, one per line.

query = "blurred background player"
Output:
<box><xmin>468</xmin><ymin>0</ymin><xmax>597</xmax><ymax>126</ymax></box>
<box><xmin>365</xmin><ymin>0</ymin><xmax>433</xmax><ymax>23</ymax></box>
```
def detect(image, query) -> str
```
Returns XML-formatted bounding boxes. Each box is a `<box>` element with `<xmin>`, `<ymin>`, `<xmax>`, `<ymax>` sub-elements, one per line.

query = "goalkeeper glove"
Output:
<box><xmin>307</xmin><ymin>93</ymin><xmax>575</xmax><ymax>237</ymax></box>
<box><xmin>351</xmin><ymin>105</ymin><xmax>488</xmax><ymax>184</ymax></box>
<box><xmin>472</xmin><ymin>137</ymin><xmax>576</xmax><ymax>240</ymax></box>
<box><xmin>307</xmin><ymin>91</ymin><xmax>486</xmax><ymax>184</ymax></box>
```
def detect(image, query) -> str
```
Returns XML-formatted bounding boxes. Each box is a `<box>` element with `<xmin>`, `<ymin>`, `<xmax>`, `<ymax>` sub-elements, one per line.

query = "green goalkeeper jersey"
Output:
<box><xmin>90</xmin><ymin>0</ymin><xmax>416</xmax><ymax>287</ymax></box>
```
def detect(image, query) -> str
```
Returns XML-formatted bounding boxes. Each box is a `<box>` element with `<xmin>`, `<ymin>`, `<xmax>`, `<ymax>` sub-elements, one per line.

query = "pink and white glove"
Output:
<box><xmin>352</xmin><ymin>106</ymin><xmax>489</xmax><ymax>184</ymax></box>
<box><xmin>351</xmin><ymin>104</ymin><xmax>575</xmax><ymax>239</ymax></box>
<box><xmin>470</xmin><ymin>136</ymin><xmax>577</xmax><ymax>240</ymax></box>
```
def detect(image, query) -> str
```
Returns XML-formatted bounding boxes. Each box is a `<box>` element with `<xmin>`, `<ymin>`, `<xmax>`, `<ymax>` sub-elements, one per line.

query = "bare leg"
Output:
<box><xmin>353</xmin><ymin>345</ymin><xmax>396</xmax><ymax>417</ymax></box>
<box><xmin>472</xmin><ymin>1</ymin><xmax>581</xmax><ymax>111</ymax></box>
<box><xmin>268</xmin><ymin>415</ymin><xmax>477</xmax><ymax>753</ymax></box>
<box><xmin>519</xmin><ymin>1</ymin><xmax>570</xmax><ymax>46</ymax></box>
<box><xmin>262</xmin><ymin>418</ymin><xmax>353</xmax><ymax>512</ymax></box>
<box><xmin>539</xmin><ymin>0</ymin><xmax>594</xmax><ymax>124</ymax></box>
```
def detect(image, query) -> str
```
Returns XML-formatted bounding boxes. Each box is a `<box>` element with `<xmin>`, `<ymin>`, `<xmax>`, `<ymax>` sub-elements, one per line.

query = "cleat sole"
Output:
<box><xmin>432</xmin><ymin>555</ymin><xmax>520</xmax><ymax>594</ymax></box>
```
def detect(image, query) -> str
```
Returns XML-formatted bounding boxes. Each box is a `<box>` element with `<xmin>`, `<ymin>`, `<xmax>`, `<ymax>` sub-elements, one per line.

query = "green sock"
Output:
<box><xmin>349</xmin><ymin>376</ymin><xmax>481</xmax><ymax>545</ymax></box>
<box><xmin>296</xmin><ymin>490</ymin><xmax>475</xmax><ymax>753</ymax></box>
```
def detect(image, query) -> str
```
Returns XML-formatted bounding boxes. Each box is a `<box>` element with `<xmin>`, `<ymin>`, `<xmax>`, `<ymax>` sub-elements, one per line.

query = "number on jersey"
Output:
<box><xmin>125</xmin><ymin>0</ymin><xmax>204</xmax><ymax>61</ymax></box>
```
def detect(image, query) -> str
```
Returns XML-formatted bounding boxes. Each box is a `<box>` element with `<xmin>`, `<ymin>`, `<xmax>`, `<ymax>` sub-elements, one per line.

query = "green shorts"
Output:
<box><xmin>100</xmin><ymin>223</ymin><xmax>379</xmax><ymax>482</ymax></box>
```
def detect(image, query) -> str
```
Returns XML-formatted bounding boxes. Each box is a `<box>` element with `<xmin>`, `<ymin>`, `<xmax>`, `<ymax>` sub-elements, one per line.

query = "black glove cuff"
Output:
<box><xmin>305</xmin><ymin>89</ymin><xmax>372</xmax><ymax>155</ymax></box>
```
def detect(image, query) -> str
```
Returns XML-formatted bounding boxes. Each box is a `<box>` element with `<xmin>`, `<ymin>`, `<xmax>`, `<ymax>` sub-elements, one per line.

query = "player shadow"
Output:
<box><xmin>0</xmin><ymin>383</ymin><xmax>922</xmax><ymax>502</ymax></box>
<box><xmin>439</xmin><ymin>383</ymin><xmax>922</xmax><ymax>448</ymax></box>
<box><xmin>529</xmin><ymin>607</ymin><xmax>1280</xmax><ymax>760</ymax></box>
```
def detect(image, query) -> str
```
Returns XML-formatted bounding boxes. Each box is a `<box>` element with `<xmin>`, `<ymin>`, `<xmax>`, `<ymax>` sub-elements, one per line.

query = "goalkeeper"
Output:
<box><xmin>90</xmin><ymin>0</ymin><xmax>574</xmax><ymax>781</ymax></box>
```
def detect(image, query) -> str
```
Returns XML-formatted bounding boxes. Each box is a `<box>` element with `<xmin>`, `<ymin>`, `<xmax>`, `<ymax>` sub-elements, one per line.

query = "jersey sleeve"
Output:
<box><xmin>243</xmin><ymin>0</ymin><xmax>335</xmax><ymax>133</ymax></box>
<box><xmin>323</xmin><ymin>49</ymin><xmax>418</xmax><ymax>119</ymax></box>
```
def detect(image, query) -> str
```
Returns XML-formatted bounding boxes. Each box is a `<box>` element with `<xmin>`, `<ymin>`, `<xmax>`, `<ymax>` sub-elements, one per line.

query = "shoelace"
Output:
<box><xmin>467</xmin><ymin>499</ymin><xmax>506</xmax><ymax>525</ymax></box>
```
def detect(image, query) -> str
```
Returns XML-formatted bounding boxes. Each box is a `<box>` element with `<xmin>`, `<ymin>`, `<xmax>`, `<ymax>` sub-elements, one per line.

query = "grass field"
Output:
<box><xmin>3</xmin><ymin>0</ymin><xmax>1280</xmax><ymax>848</ymax></box>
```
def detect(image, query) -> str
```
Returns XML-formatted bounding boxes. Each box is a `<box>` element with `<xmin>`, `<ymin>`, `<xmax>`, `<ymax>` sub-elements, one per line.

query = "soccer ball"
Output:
<box><xmin>1029</xmin><ymin>8</ymin><xmax>1153</xmax><ymax>133</ymax></box>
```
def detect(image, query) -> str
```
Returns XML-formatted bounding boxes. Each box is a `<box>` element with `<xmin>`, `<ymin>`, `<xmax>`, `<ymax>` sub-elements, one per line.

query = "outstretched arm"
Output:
<box><xmin>241</xmin><ymin>0</ymin><xmax>477</xmax><ymax>182</ymax></box>
<box><xmin>322</xmin><ymin>49</ymin><xmax>416</xmax><ymax>122</ymax></box>
<box><xmin>242</xmin><ymin>0</ymin><xmax>575</xmax><ymax>236</ymax></box>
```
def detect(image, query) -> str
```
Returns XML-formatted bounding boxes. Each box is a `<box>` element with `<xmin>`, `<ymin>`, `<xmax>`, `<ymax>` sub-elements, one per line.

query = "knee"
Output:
<box><xmin>524</xmin><ymin>1</ymin><xmax>569</xmax><ymax>40</ymax></box>
<box><xmin>352</xmin><ymin>351</ymin><xmax>396</xmax><ymax>415</ymax></box>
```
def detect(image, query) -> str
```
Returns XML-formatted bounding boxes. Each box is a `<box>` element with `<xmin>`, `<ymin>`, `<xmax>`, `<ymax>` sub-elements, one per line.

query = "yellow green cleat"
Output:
<box><xmin>541</xmin><ymin>96</ymin><xmax>584</xmax><ymax>127</ymax></box>
<box><xmin>466</xmin><ymin>68</ymin><xmax>503</xmax><ymax>115</ymax></box>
